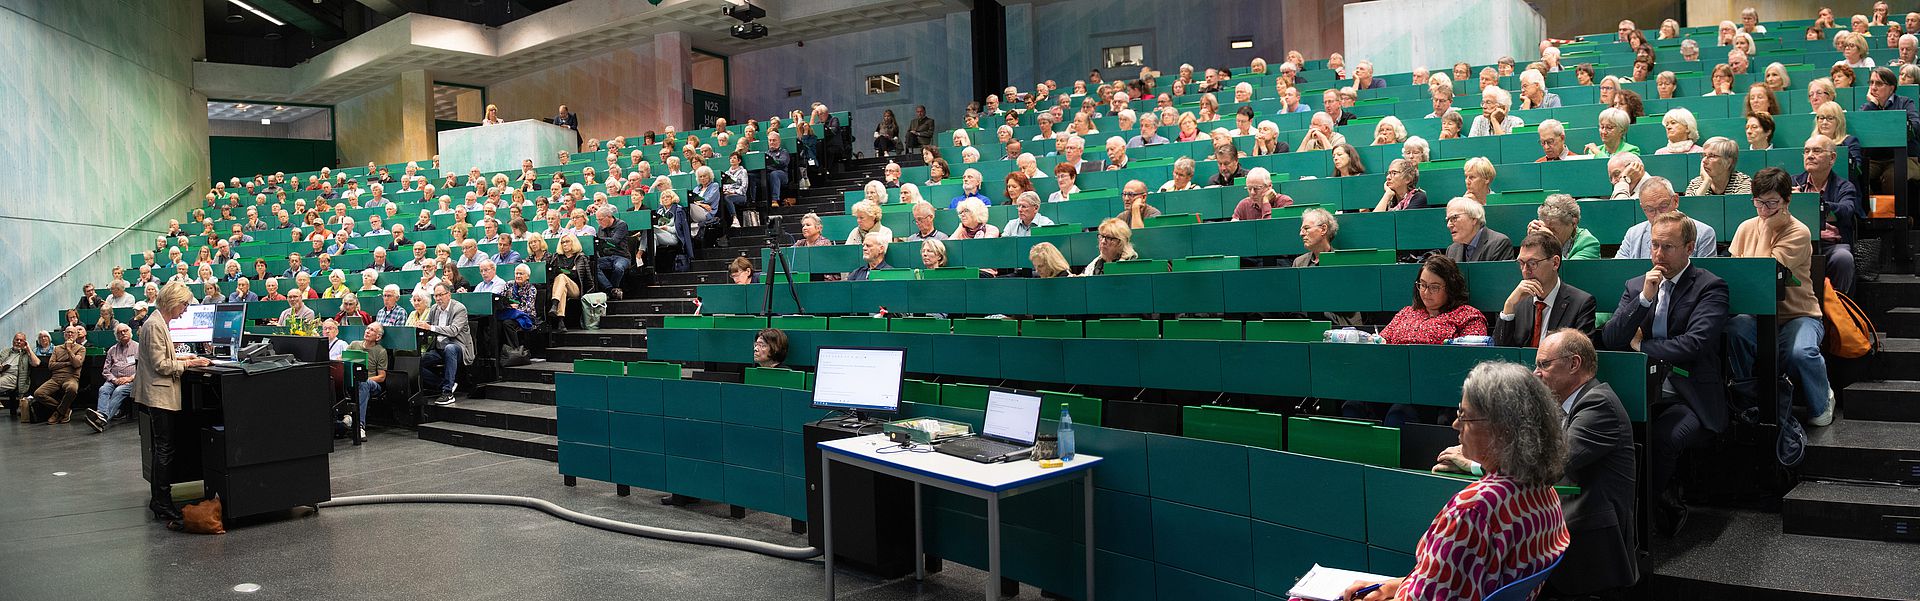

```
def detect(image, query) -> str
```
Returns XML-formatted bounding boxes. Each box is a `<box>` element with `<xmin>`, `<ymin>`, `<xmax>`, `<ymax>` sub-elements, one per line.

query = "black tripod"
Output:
<box><xmin>760</xmin><ymin>214</ymin><xmax>804</xmax><ymax>317</ymax></box>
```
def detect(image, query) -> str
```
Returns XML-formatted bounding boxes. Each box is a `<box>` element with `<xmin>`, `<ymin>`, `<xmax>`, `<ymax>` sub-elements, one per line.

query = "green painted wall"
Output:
<box><xmin>0</xmin><ymin>0</ymin><xmax>208</xmax><ymax>337</ymax></box>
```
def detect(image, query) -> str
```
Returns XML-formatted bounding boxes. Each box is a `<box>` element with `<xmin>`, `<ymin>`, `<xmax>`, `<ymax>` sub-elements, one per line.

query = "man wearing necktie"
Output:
<box><xmin>1600</xmin><ymin>210</ymin><xmax>1729</xmax><ymax>538</ymax></box>
<box><xmin>1493</xmin><ymin>233</ymin><xmax>1596</xmax><ymax>347</ymax></box>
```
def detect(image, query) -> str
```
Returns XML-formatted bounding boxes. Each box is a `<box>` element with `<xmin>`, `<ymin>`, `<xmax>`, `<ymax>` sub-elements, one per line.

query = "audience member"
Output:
<box><xmin>1470</xmin><ymin>86</ymin><xmax>1524</xmax><ymax>136</ymax></box>
<box><xmin>1118</xmin><ymin>180</ymin><xmax>1160</xmax><ymax>228</ymax></box>
<box><xmin>1493</xmin><ymin>233</ymin><xmax>1597</xmax><ymax>347</ymax></box>
<box><xmin>845</xmin><ymin>200</ymin><xmax>895</xmax><ymax>245</ymax></box>
<box><xmin>1082</xmin><ymin>218</ymin><xmax>1137</xmax><ymax>276</ymax></box>
<box><xmin>1796</xmin><ymin>134</ymin><xmax>1861</xmax><ymax>294</ymax></box>
<box><xmin>847</xmin><ymin>233</ymin><xmax>892</xmax><ymax>282</ymax></box>
<box><xmin>26</xmin><ymin>326</ymin><xmax>86</xmax><ymax>424</ymax></box>
<box><xmin>1728</xmin><ymin>167</ymin><xmax>1833</xmax><ymax>428</ymax></box>
<box><xmin>1686</xmin><ymin>137</ymin><xmax>1752</xmax><ymax>195</ymax></box>
<box><xmin>546</xmin><ymin>234</ymin><xmax>594</xmax><ymax>332</ymax></box>
<box><xmin>1002</xmin><ymin>192</ymin><xmax>1054</xmax><ymax>237</ymax></box>
<box><xmin>1599</xmin><ymin>210</ymin><xmax>1729</xmax><ymax>537</ymax></box>
<box><xmin>1859</xmin><ymin>67</ymin><xmax>1920</xmax><ymax>194</ymax></box>
<box><xmin>1029</xmin><ymin>242</ymin><xmax>1071</xmax><ymax>278</ymax></box>
<box><xmin>1292</xmin><ymin>207</ymin><xmax>1337</xmax><ymax>267</ymax></box>
<box><xmin>1444</xmin><ymin>198</ymin><xmax>1517</xmax><ymax>262</ymax></box>
<box><xmin>1345</xmin><ymin>362</ymin><xmax>1569</xmax><ymax>601</ymax></box>
<box><xmin>1585</xmin><ymin>107</ymin><xmax>1640</xmax><ymax>156</ymax></box>
<box><xmin>1656</xmin><ymin>108</ymin><xmax>1703</xmax><ymax>154</ymax></box>
<box><xmin>1231</xmin><ymin>168</ymin><xmax>1294</xmax><ymax>220</ymax></box>
<box><xmin>1374</xmin><ymin>159</ymin><xmax>1428</xmax><ymax>211</ymax></box>
<box><xmin>416</xmin><ymin>284</ymin><xmax>472</xmax><ymax>407</ymax></box>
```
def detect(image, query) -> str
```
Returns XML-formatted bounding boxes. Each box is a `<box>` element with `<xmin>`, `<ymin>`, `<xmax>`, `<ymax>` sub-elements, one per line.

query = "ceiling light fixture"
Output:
<box><xmin>229</xmin><ymin>0</ymin><xmax>286</xmax><ymax>27</ymax></box>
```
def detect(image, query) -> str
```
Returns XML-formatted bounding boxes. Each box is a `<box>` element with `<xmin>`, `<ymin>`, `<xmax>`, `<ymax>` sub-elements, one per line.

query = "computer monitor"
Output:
<box><xmin>208</xmin><ymin>303</ymin><xmax>247</xmax><ymax>361</ymax></box>
<box><xmin>980</xmin><ymin>389</ymin><xmax>1043</xmax><ymax>446</ymax></box>
<box><xmin>167</xmin><ymin>304</ymin><xmax>217</xmax><ymax>344</ymax></box>
<box><xmin>810</xmin><ymin>346</ymin><xmax>906</xmax><ymax>421</ymax></box>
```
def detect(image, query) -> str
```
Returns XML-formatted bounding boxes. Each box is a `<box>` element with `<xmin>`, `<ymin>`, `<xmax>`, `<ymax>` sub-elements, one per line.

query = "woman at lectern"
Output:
<box><xmin>136</xmin><ymin>282</ymin><xmax>211</xmax><ymax>524</ymax></box>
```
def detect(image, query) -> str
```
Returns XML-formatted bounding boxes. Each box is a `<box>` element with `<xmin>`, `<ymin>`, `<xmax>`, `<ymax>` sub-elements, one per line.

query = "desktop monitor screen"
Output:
<box><xmin>810</xmin><ymin>346</ymin><xmax>906</xmax><ymax>414</ymax></box>
<box><xmin>981</xmin><ymin>389</ymin><xmax>1043</xmax><ymax>446</ymax></box>
<box><xmin>210</xmin><ymin>303</ymin><xmax>246</xmax><ymax>346</ymax></box>
<box><xmin>167</xmin><ymin>304</ymin><xmax>217</xmax><ymax>344</ymax></box>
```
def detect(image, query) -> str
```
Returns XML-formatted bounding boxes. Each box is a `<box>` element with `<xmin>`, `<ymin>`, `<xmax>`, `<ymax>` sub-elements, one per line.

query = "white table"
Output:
<box><xmin>818</xmin><ymin>434</ymin><xmax>1102</xmax><ymax>601</ymax></box>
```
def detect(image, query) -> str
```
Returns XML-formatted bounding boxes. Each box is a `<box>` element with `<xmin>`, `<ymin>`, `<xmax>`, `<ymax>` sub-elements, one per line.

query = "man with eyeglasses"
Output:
<box><xmin>1435</xmin><ymin>328</ymin><xmax>1637</xmax><ymax>595</ymax></box>
<box><xmin>1117</xmin><ymin>180</ymin><xmax>1159</xmax><ymax>228</ymax></box>
<box><xmin>1615</xmin><ymin>177</ymin><xmax>1717</xmax><ymax>259</ymax></box>
<box><xmin>1795</xmin><ymin>134</ymin><xmax>1861</xmax><ymax>294</ymax></box>
<box><xmin>1600</xmin><ymin>208</ymin><xmax>1727</xmax><ymax>537</ymax></box>
<box><xmin>1729</xmin><ymin>167</ymin><xmax>1834</xmax><ymax>430</ymax></box>
<box><xmin>417</xmin><ymin>283</ymin><xmax>473</xmax><ymax>407</ymax></box>
<box><xmin>1231</xmin><ymin>168</ymin><xmax>1294</xmax><ymax>221</ymax></box>
<box><xmin>1442</xmin><ymin>197</ymin><xmax>1516</xmax><ymax>262</ymax></box>
<box><xmin>1858</xmin><ymin>67</ymin><xmax>1920</xmax><ymax>196</ymax></box>
<box><xmin>1492</xmin><ymin>233</ymin><xmax>1595</xmax><ymax>347</ymax></box>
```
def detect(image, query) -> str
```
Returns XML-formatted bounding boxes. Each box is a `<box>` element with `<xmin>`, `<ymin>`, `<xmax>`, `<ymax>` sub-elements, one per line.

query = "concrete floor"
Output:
<box><xmin>0</xmin><ymin>419</ymin><xmax>1049</xmax><ymax>601</ymax></box>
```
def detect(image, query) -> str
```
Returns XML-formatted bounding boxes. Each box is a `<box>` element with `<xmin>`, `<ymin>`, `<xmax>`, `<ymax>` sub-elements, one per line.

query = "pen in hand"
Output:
<box><xmin>1347</xmin><ymin>583</ymin><xmax>1383</xmax><ymax>601</ymax></box>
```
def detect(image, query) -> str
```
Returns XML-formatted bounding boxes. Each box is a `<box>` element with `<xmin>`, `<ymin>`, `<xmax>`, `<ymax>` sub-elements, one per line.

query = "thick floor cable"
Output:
<box><xmin>317</xmin><ymin>493</ymin><xmax>822</xmax><ymax>561</ymax></box>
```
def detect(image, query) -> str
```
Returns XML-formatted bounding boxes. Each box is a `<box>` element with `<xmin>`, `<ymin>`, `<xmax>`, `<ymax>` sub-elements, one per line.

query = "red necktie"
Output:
<box><xmin>1529</xmin><ymin>300</ymin><xmax>1547</xmax><ymax>347</ymax></box>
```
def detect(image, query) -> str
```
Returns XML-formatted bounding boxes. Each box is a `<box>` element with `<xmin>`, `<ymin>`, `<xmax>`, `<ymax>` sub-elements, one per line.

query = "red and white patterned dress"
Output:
<box><xmin>1379</xmin><ymin>304</ymin><xmax>1488</xmax><ymax>345</ymax></box>
<box><xmin>1399</xmin><ymin>473</ymin><xmax>1569</xmax><ymax>601</ymax></box>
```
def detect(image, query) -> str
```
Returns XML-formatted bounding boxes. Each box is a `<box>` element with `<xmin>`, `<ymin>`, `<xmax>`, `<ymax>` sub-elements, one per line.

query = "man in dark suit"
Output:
<box><xmin>1538</xmin><ymin>328</ymin><xmax>1640</xmax><ymax>595</ymax></box>
<box><xmin>550</xmin><ymin>104</ymin><xmax>582</xmax><ymax>146</ymax></box>
<box><xmin>1442</xmin><ymin>197</ymin><xmax>1517</xmax><ymax>262</ymax></box>
<box><xmin>1493</xmin><ymin>233</ymin><xmax>1596</xmax><ymax>347</ymax></box>
<box><xmin>905</xmin><ymin>105</ymin><xmax>936</xmax><ymax>152</ymax></box>
<box><xmin>1600</xmin><ymin>210</ymin><xmax>1729</xmax><ymax>537</ymax></box>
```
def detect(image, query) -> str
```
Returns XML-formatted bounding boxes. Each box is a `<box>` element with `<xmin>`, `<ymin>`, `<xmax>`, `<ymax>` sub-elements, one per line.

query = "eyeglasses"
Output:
<box><xmin>1535</xmin><ymin>354</ymin><xmax>1577</xmax><ymax>370</ymax></box>
<box><xmin>1122</xmin><ymin>191</ymin><xmax>1147</xmax><ymax>198</ymax></box>
<box><xmin>1414</xmin><ymin>282</ymin><xmax>1446</xmax><ymax>292</ymax></box>
<box><xmin>1099</xmin><ymin>234</ymin><xmax>1123</xmax><ymax>243</ymax></box>
<box><xmin>1516</xmin><ymin>257</ymin><xmax>1556</xmax><ymax>270</ymax></box>
<box><xmin>1753</xmin><ymin>197</ymin><xmax>1785</xmax><ymax>208</ymax></box>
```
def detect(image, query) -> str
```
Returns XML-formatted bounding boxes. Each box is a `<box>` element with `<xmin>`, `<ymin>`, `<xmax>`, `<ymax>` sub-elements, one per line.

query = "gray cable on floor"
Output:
<box><xmin>317</xmin><ymin>493</ymin><xmax>822</xmax><ymax>561</ymax></box>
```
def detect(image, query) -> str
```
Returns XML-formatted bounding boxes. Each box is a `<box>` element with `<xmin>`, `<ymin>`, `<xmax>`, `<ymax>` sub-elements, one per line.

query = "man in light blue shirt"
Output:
<box><xmin>1001</xmin><ymin>192</ymin><xmax>1055</xmax><ymax>237</ymax></box>
<box><xmin>1614</xmin><ymin>177</ymin><xmax>1718</xmax><ymax>259</ymax></box>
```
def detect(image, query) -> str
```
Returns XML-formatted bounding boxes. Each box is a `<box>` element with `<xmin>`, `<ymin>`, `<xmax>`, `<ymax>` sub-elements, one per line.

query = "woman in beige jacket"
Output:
<box><xmin>136</xmin><ymin>282</ymin><xmax>210</xmax><ymax>522</ymax></box>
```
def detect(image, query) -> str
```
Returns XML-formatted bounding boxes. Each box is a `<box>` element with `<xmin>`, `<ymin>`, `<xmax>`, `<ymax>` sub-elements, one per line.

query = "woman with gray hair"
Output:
<box><xmin>1684</xmin><ymin>137</ymin><xmax>1751</xmax><ymax>196</ymax></box>
<box><xmin>1529</xmin><ymin>194</ymin><xmax>1602</xmax><ymax>259</ymax></box>
<box><xmin>1374</xmin><ymin>158</ymin><xmax>1428</xmax><ymax>211</ymax></box>
<box><xmin>1346</xmin><ymin>361</ymin><xmax>1570</xmax><ymax>601</ymax></box>
<box><xmin>136</xmin><ymin>282</ymin><xmax>212</xmax><ymax>523</ymax></box>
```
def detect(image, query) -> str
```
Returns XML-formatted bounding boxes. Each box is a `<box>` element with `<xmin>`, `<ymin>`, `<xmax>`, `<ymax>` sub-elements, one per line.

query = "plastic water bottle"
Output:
<box><xmin>1058</xmin><ymin>406</ymin><xmax>1076</xmax><ymax>462</ymax></box>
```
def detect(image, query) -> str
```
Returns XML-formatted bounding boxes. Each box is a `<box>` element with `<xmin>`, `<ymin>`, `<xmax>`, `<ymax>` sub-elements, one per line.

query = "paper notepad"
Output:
<box><xmin>1288</xmin><ymin>563</ymin><xmax>1393</xmax><ymax>601</ymax></box>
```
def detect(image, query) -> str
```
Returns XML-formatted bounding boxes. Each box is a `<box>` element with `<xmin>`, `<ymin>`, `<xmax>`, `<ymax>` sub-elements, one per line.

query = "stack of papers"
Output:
<box><xmin>1287</xmin><ymin>563</ymin><xmax>1393</xmax><ymax>601</ymax></box>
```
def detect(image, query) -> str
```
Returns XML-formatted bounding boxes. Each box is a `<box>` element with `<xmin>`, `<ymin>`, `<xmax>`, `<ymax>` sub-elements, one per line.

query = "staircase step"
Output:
<box><xmin>1843</xmin><ymin>380</ymin><xmax>1920</xmax><ymax>423</ymax></box>
<box><xmin>1648</xmin><ymin>506</ymin><xmax>1920</xmax><ymax>600</ymax></box>
<box><xmin>608</xmin><ymin>297</ymin><xmax>696</xmax><ymax>315</ymax></box>
<box><xmin>416</xmin><ymin>421</ymin><xmax>558</xmax><ymax>461</ymax></box>
<box><xmin>425</xmin><ymin>397</ymin><xmax>557</xmax><ymax>435</ymax></box>
<box><xmin>501</xmin><ymin>360</ymin><xmax>572</xmax><ymax>384</ymax></box>
<box><xmin>1803</xmin><ymin>417</ymin><xmax>1920</xmax><ymax>484</ymax></box>
<box><xmin>551</xmin><ymin>328</ymin><xmax>648</xmax><ymax>348</ymax></box>
<box><xmin>1782</xmin><ymin>480</ymin><xmax>1920</xmax><ymax>541</ymax></box>
<box><xmin>476</xmin><ymin>380</ymin><xmax>556</xmax><ymax>405</ymax></box>
<box><xmin>1877</xmin><ymin>337</ymin><xmax>1920</xmax><ymax>374</ymax></box>
<box><xmin>545</xmin><ymin>345</ymin><xmax>647</xmax><ymax>362</ymax></box>
<box><xmin>597</xmin><ymin>314</ymin><xmax>662</xmax><ymax>329</ymax></box>
<box><xmin>658</xmin><ymin>271</ymin><xmax>735</xmax><ymax>286</ymax></box>
<box><xmin>1883</xmin><ymin>308</ymin><xmax>1920</xmax><ymax>338</ymax></box>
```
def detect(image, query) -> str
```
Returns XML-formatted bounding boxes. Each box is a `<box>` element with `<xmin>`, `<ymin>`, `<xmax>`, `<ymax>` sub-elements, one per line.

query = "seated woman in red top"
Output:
<box><xmin>1381</xmin><ymin>255</ymin><xmax>1487</xmax><ymax>344</ymax></box>
<box><xmin>1347</xmin><ymin>255</ymin><xmax>1487</xmax><ymax>426</ymax></box>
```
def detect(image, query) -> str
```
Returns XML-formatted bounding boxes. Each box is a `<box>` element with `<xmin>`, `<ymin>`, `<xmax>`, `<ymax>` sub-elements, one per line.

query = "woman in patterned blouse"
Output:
<box><xmin>1380</xmin><ymin>255</ymin><xmax>1487</xmax><ymax>344</ymax></box>
<box><xmin>1347</xmin><ymin>361</ymin><xmax>1570</xmax><ymax>601</ymax></box>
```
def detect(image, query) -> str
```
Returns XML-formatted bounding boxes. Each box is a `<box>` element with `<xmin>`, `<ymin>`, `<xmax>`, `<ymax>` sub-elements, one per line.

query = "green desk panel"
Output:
<box><xmin>1297</xmin><ymin>266</ymin><xmax>1389</xmax><ymax>313</ymax></box>
<box><xmin>720</xmin><ymin>384</ymin><xmax>785</xmax><ymax>429</ymax></box>
<box><xmin>1362</xmin><ymin>467</ymin><xmax>1470</xmax><ymax>553</ymax></box>
<box><xmin>1150</xmin><ymin>271</ymin><xmax>1227</xmax><ymax>314</ymax></box>
<box><xmin>936</xmin><ymin>335</ymin><xmax>1003</xmax><ymax>379</ymax></box>
<box><xmin>1150</xmin><ymin>500</ymin><xmax>1256</xmax><ymax>588</ymax></box>
<box><xmin>1079</xmin><ymin>425</ymin><xmax>1150</xmax><ymax>495</ymax></box>
<box><xmin>721</xmin><ymin>424</ymin><xmax>784</xmax><ymax>473</ymax></box>
<box><xmin>999</xmin><ymin>336</ymin><xmax>1066</xmax><ymax>382</ymax></box>
<box><xmin>1310</xmin><ymin>343</ymin><xmax>1411</xmax><ymax>405</ymax></box>
<box><xmin>1221</xmin><ymin>267</ymin><xmax>1303</xmax><ymax>314</ymax></box>
<box><xmin>1065</xmin><ymin>339</ymin><xmax>1142</xmax><ymax>388</ymax></box>
<box><xmin>1144</xmin><ymin>433</ymin><xmax>1252</xmax><ymax>515</ymax></box>
<box><xmin>1140</xmin><ymin>340</ymin><xmax>1222</xmax><ymax>391</ymax></box>
<box><xmin>1248</xmin><ymin>448</ymin><xmax>1369</xmax><ymax>542</ymax></box>
<box><xmin>607</xmin><ymin>412</ymin><xmax>664</xmax><ymax>453</ymax></box>
<box><xmin>1251</xmin><ymin>520</ymin><xmax>1372</xmax><ymax>598</ymax></box>
<box><xmin>1217</xmin><ymin>341</ymin><xmax>1313</xmax><ymax>397</ymax></box>
<box><xmin>1406</xmin><ymin>345</ymin><xmax>1530</xmax><ymax>407</ymax></box>
<box><xmin>1083</xmin><ymin>274</ymin><xmax>1159</xmax><ymax>314</ymax></box>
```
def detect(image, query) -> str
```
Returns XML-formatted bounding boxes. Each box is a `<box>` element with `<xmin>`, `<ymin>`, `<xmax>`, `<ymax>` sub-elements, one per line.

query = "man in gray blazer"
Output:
<box><xmin>1442</xmin><ymin>197</ymin><xmax>1517</xmax><ymax>262</ymax></box>
<box><xmin>420</xmin><ymin>283</ymin><xmax>473</xmax><ymax>406</ymax></box>
<box><xmin>1492</xmin><ymin>233</ymin><xmax>1597</xmax><ymax>347</ymax></box>
<box><xmin>1538</xmin><ymin>328</ymin><xmax>1640</xmax><ymax>595</ymax></box>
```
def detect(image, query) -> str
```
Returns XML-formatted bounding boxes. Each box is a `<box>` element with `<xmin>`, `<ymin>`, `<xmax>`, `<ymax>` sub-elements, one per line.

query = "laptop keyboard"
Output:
<box><xmin>936</xmin><ymin>437</ymin><xmax>1029</xmax><ymax>462</ymax></box>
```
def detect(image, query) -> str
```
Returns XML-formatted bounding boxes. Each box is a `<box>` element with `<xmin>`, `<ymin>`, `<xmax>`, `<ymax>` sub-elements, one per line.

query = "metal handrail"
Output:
<box><xmin>0</xmin><ymin>183</ymin><xmax>196</xmax><ymax>324</ymax></box>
